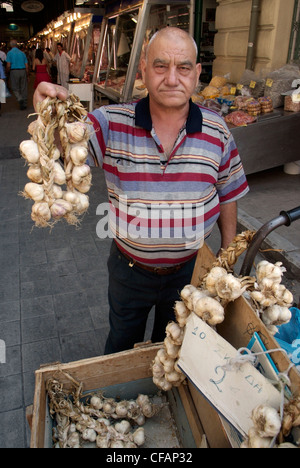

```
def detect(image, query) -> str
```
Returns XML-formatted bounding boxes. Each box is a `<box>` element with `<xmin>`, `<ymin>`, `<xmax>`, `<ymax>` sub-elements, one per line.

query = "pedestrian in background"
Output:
<box><xmin>6</xmin><ymin>39</ymin><xmax>29</xmax><ymax>110</ymax></box>
<box><xmin>33</xmin><ymin>48</ymin><xmax>51</xmax><ymax>89</ymax></box>
<box><xmin>54</xmin><ymin>43</ymin><xmax>71</xmax><ymax>90</ymax></box>
<box><xmin>44</xmin><ymin>47</ymin><xmax>57</xmax><ymax>83</ymax></box>
<box><xmin>0</xmin><ymin>58</ymin><xmax>6</xmax><ymax>115</ymax></box>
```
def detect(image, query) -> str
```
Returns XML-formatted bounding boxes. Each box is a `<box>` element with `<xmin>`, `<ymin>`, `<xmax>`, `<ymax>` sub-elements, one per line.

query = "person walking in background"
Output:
<box><xmin>6</xmin><ymin>39</ymin><xmax>29</xmax><ymax>110</ymax></box>
<box><xmin>0</xmin><ymin>58</ymin><xmax>6</xmax><ymax>115</ymax></box>
<box><xmin>44</xmin><ymin>47</ymin><xmax>57</xmax><ymax>83</ymax></box>
<box><xmin>54</xmin><ymin>43</ymin><xmax>71</xmax><ymax>90</ymax></box>
<box><xmin>33</xmin><ymin>48</ymin><xmax>51</xmax><ymax>89</ymax></box>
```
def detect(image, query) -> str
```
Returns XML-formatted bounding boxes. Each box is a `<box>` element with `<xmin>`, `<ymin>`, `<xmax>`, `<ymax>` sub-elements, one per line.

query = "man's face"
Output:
<box><xmin>57</xmin><ymin>45</ymin><xmax>63</xmax><ymax>54</ymax></box>
<box><xmin>141</xmin><ymin>33</ymin><xmax>201</xmax><ymax>110</ymax></box>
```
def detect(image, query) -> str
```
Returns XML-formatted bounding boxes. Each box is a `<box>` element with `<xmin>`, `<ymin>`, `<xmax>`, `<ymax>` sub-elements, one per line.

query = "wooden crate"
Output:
<box><xmin>29</xmin><ymin>243</ymin><xmax>300</xmax><ymax>449</ymax></box>
<box><xmin>30</xmin><ymin>343</ymin><xmax>206</xmax><ymax>448</ymax></box>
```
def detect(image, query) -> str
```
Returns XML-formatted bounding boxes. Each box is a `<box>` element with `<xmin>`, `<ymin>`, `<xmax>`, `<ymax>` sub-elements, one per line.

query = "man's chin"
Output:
<box><xmin>156</xmin><ymin>93</ymin><xmax>188</xmax><ymax>109</ymax></box>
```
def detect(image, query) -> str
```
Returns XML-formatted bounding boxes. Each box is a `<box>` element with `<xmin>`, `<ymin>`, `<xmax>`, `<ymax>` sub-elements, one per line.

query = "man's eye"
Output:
<box><xmin>179</xmin><ymin>66</ymin><xmax>190</xmax><ymax>72</ymax></box>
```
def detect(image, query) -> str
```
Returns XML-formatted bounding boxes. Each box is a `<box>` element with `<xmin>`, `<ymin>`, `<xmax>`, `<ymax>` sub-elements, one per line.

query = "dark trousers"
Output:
<box><xmin>104</xmin><ymin>241</ymin><xmax>196</xmax><ymax>354</ymax></box>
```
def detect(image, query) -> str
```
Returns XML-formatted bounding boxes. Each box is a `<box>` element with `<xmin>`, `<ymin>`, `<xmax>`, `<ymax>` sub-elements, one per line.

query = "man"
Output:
<box><xmin>33</xmin><ymin>27</ymin><xmax>249</xmax><ymax>354</ymax></box>
<box><xmin>6</xmin><ymin>39</ymin><xmax>29</xmax><ymax>110</ymax></box>
<box><xmin>54</xmin><ymin>43</ymin><xmax>71</xmax><ymax>90</ymax></box>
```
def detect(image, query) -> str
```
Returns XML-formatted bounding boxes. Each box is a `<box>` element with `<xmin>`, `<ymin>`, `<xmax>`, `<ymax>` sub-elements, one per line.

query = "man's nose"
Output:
<box><xmin>164</xmin><ymin>67</ymin><xmax>179</xmax><ymax>86</ymax></box>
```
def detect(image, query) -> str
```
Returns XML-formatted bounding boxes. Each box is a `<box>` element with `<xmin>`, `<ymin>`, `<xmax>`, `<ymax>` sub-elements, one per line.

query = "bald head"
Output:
<box><xmin>146</xmin><ymin>28</ymin><xmax>198</xmax><ymax>62</ymax></box>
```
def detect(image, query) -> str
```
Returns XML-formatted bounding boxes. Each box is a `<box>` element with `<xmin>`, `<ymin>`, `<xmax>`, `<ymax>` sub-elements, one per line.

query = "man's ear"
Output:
<box><xmin>196</xmin><ymin>63</ymin><xmax>202</xmax><ymax>81</ymax></box>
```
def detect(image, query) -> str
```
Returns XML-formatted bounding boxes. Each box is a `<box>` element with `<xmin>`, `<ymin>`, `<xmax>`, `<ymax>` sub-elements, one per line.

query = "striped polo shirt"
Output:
<box><xmin>88</xmin><ymin>96</ymin><xmax>249</xmax><ymax>266</ymax></box>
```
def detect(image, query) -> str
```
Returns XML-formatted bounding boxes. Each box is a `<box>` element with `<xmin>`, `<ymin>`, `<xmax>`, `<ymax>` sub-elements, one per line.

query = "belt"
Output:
<box><xmin>117</xmin><ymin>245</ymin><xmax>184</xmax><ymax>276</ymax></box>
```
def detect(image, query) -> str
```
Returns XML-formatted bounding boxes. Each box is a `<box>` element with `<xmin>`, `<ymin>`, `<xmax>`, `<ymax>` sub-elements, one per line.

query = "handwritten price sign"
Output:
<box><xmin>178</xmin><ymin>314</ymin><xmax>281</xmax><ymax>437</ymax></box>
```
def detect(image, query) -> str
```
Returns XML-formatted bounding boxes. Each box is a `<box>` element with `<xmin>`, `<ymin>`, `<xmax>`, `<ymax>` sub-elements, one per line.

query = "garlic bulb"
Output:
<box><xmin>205</xmin><ymin>266</ymin><xmax>228</xmax><ymax>295</ymax></box>
<box><xmin>250</xmin><ymin>290</ymin><xmax>277</xmax><ymax>308</ymax></box>
<box><xmin>132</xmin><ymin>427</ymin><xmax>145</xmax><ymax>446</ymax></box>
<box><xmin>65</xmin><ymin>122</ymin><xmax>88</xmax><ymax>143</ymax></box>
<box><xmin>31</xmin><ymin>202</ymin><xmax>51</xmax><ymax>224</ymax></box>
<box><xmin>153</xmin><ymin>376</ymin><xmax>172</xmax><ymax>391</ymax></box>
<box><xmin>72</xmin><ymin>164</ymin><xmax>92</xmax><ymax>193</ymax></box>
<box><xmin>152</xmin><ymin>360</ymin><xmax>165</xmax><ymax>379</ymax></box>
<box><xmin>164</xmin><ymin>337</ymin><xmax>180</xmax><ymax>359</ymax></box>
<box><xmin>96</xmin><ymin>435</ymin><xmax>110</xmax><ymax>448</ymax></box>
<box><xmin>53</xmin><ymin>162</ymin><xmax>66</xmax><ymax>185</ymax></box>
<box><xmin>90</xmin><ymin>396</ymin><xmax>103</xmax><ymax>411</ymax></box>
<box><xmin>82</xmin><ymin>428</ymin><xmax>97</xmax><ymax>442</ymax></box>
<box><xmin>20</xmin><ymin>140</ymin><xmax>40</xmax><ymax>164</ymax></box>
<box><xmin>115</xmin><ymin>420</ymin><xmax>131</xmax><ymax>434</ymax></box>
<box><xmin>165</xmin><ymin>321</ymin><xmax>184</xmax><ymax>345</ymax></box>
<box><xmin>51</xmin><ymin>184</ymin><xmax>63</xmax><ymax>200</ymax></box>
<box><xmin>274</xmin><ymin>285</ymin><xmax>293</xmax><ymax>307</ymax></box>
<box><xmin>63</xmin><ymin>190</ymin><xmax>79</xmax><ymax>205</ymax></box>
<box><xmin>245</xmin><ymin>427</ymin><xmax>273</xmax><ymax>448</ymax></box>
<box><xmin>67</xmin><ymin>432</ymin><xmax>80</xmax><ymax>448</ymax></box>
<box><xmin>27</xmin><ymin>165</ymin><xmax>42</xmax><ymax>184</ymax></box>
<box><xmin>174</xmin><ymin>300</ymin><xmax>190</xmax><ymax>327</ymax></box>
<box><xmin>190</xmin><ymin>289</ymin><xmax>209</xmax><ymax>311</ymax></box>
<box><xmin>50</xmin><ymin>199</ymin><xmax>72</xmax><ymax>219</ymax></box>
<box><xmin>256</xmin><ymin>261</ymin><xmax>286</xmax><ymax>284</ymax></box>
<box><xmin>24</xmin><ymin>182</ymin><xmax>44</xmax><ymax>201</ymax></box>
<box><xmin>115</xmin><ymin>401</ymin><xmax>129</xmax><ymax>418</ymax></box>
<box><xmin>215</xmin><ymin>274</ymin><xmax>244</xmax><ymax>301</ymax></box>
<box><xmin>110</xmin><ymin>440</ymin><xmax>125</xmax><ymax>448</ymax></box>
<box><xmin>261</xmin><ymin>305</ymin><xmax>292</xmax><ymax>326</ymax></box>
<box><xmin>75</xmin><ymin>193</ymin><xmax>89</xmax><ymax>214</ymax></box>
<box><xmin>180</xmin><ymin>284</ymin><xmax>197</xmax><ymax>310</ymax></box>
<box><xmin>251</xmin><ymin>405</ymin><xmax>281</xmax><ymax>438</ymax></box>
<box><xmin>70</xmin><ymin>145</ymin><xmax>88</xmax><ymax>166</ymax></box>
<box><xmin>193</xmin><ymin>296</ymin><xmax>225</xmax><ymax>326</ymax></box>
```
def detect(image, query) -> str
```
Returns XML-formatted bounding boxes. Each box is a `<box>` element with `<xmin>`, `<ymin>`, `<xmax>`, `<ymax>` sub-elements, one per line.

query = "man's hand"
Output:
<box><xmin>33</xmin><ymin>82</ymin><xmax>68</xmax><ymax>111</ymax></box>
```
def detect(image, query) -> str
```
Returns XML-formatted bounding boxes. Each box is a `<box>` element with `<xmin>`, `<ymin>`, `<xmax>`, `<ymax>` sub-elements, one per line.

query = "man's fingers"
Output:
<box><xmin>33</xmin><ymin>82</ymin><xmax>68</xmax><ymax>110</ymax></box>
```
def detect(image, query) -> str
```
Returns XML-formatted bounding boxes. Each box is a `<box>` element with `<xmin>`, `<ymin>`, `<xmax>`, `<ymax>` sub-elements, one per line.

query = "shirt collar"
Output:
<box><xmin>135</xmin><ymin>94</ymin><xmax>203</xmax><ymax>133</ymax></box>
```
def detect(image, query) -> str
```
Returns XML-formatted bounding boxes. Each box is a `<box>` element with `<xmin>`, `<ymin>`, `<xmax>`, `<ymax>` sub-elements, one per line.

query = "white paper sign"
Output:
<box><xmin>177</xmin><ymin>314</ymin><xmax>282</xmax><ymax>437</ymax></box>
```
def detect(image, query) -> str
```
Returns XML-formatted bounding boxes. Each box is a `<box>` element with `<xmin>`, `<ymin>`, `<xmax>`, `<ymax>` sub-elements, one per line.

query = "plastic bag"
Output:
<box><xmin>0</xmin><ymin>79</ymin><xmax>6</xmax><ymax>104</ymax></box>
<box><xmin>238</xmin><ymin>69</ymin><xmax>266</xmax><ymax>99</ymax></box>
<box><xmin>264</xmin><ymin>65</ymin><xmax>300</xmax><ymax>108</ymax></box>
<box><xmin>274</xmin><ymin>307</ymin><xmax>300</xmax><ymax>372</ymax></box>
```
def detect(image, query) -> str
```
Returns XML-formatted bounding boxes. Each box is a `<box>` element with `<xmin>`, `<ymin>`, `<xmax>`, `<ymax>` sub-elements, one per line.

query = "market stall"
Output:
<box><xmin>93</xmin><ymin>0</ymin><xmax>193</xmax><ymax>104</ymax></box>
<box><xmin>67</xmin><ymin>8</ymin><xmax>104</xmax><ymax>112</ymax></box>
<box><xmin>68</xmin><ymin>8</ymin><xmax>104</xmax><ymax>82</ymax></box>
<box><xmin>231</xmin><ymin>110</ymin><xmax>300</xmax><ymax>175</ymax></box>
<box><xmin>194</xmin><ymin>67</ymin><xmax>300</xmax><ymax>175</ymax></box>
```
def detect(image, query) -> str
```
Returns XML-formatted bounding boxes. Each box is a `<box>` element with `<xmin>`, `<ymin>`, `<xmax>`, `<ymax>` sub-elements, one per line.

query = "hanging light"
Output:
<box><xmin>21</xmin><ymin>1</ymin><xmax>44</xmax><ymax>13</ymax></box>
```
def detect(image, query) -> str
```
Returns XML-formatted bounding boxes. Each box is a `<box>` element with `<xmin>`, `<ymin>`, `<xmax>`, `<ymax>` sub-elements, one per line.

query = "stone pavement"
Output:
<box><xmin>0</xmin><ymin>77</ymin><xmax>299</xmax><ymax>448</ymax></box>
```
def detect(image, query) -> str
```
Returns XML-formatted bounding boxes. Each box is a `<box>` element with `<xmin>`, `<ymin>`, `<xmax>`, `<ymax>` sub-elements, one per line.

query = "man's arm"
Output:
<box><xmin>217</xmin><ymin>201</ymin><xmax>237</xmax><ymax>251</ymax></box>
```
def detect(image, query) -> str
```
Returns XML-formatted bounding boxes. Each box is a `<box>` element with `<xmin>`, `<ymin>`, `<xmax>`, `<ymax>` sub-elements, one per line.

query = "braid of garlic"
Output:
<box><xmin>22</xmin><ymin>94</ymin><xmax>91</xmax><ymax>228</ymax></box>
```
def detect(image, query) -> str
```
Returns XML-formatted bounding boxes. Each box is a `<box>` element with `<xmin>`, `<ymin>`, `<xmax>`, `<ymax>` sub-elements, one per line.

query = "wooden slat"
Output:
<box><xmin>177</xmin><ymin>384</ymin><xmax>206</xmax><ymax>447</ymax></box>
<box><xmin>187</xmin><ymin>382</ymin><xmax>232</xmax><ymax>449</ymax></box>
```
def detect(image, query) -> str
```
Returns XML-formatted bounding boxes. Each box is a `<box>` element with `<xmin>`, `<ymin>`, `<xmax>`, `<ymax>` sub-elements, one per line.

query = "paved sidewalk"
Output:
<box><xmin>0</xmin><ymin>77</ymin><xmax>299</xmax><ymax>448</ymax></box>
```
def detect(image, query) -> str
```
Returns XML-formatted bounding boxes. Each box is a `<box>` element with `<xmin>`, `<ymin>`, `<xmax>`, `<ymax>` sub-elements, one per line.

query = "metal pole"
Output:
<box><xmin>194</xmin><ymin>0</ymin><xmax>202</xmax><ymax>63</ymax></box>
<box><xmin>245</xmin><ymin>0</ymin><xmax>261</xmax><ymax>70</ymax></box>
